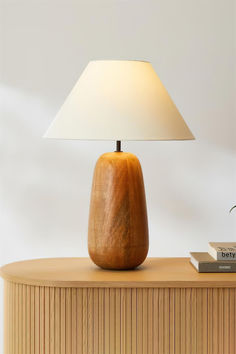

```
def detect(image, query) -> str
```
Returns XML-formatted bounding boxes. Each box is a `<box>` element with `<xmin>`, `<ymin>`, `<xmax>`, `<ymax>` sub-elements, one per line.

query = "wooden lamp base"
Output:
<box><xmin>88</xmin><ymin>151</ymin><xmax>149</xmax><ymax>270</ymax></box>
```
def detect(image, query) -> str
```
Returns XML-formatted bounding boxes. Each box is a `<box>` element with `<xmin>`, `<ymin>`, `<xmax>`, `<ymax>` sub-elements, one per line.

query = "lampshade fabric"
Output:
<box><xmin>44</xmin><ymin>60</ymin><xmax>194</xmax><ymax>141</ymax></box>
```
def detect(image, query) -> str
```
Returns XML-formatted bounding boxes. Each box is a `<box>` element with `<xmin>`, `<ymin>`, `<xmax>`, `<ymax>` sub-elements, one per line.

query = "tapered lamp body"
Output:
<box><xmin>44</xmin><ymin>60</ymin><xmax>194</xmax><ymax>270</ymax></box>
<box><xmin>88</xmin><ymin>152</ymin><xmax>148</xmax><ymax>270</ymax></box>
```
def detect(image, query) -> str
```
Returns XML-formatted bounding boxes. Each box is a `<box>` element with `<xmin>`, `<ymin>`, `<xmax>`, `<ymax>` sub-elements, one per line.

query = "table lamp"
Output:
<box><xmin>44</xmin><ymin>60</ymin><xmax>194</xmax><ymax>270</ymax></box>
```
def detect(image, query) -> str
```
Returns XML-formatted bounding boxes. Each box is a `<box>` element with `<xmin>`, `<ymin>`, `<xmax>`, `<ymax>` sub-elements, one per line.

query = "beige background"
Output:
<box><xmin>0</xmin><ymin>0</ymin><xmax>236</xmax><ymax>347</ymax></box>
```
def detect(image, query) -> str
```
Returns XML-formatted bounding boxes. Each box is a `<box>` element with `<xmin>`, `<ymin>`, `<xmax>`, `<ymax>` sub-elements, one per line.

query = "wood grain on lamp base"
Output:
<box><xmin>4</xmin><ymin>282</ymin><xmax>236</xmax><ymax>354</ymax></box>
<box><xmin>88</xmin><ymin>152</ymin><xmax>149</xmax><ymax>270</ymax></box>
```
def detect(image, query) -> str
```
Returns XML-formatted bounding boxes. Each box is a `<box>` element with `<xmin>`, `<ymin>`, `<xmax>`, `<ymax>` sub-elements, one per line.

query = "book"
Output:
<box><xmin>208</xmin><ymin>242</ymin><xmax>236</xmax><ymax>260</ymax></box>
<box><xmin>190</xmin><ymin>252</ymin><xmax>236</xmax><ymax>273</ymax></box>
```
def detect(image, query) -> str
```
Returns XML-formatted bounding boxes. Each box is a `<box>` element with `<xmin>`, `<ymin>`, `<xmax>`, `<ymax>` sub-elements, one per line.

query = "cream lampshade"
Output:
<box><xmin>45</xmin><ymin>60</ymin><xmax>194</xmax><ymax>140</ymax></box>
<box><xmin>45</xmin><ymin>60</ymin><xmax>194</xmax><ymax>270</ymax></box>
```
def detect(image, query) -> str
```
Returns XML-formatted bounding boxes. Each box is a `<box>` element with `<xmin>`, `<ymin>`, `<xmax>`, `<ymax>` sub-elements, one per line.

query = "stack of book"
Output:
<box><xmin>190</xmin><ymin>242</ymin><xmax>236</xmax><ymax>272</ymax></box>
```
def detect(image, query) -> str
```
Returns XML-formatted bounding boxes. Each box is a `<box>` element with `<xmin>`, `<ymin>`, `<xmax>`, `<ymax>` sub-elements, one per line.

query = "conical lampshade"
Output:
<box><xmin>45</xmin><ymin>60</ymin><xmax>194</xmax><ymax>141</ymax></box>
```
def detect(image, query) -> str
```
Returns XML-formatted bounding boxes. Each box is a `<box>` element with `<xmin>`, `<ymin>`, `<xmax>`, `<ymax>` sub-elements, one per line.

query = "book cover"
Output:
<box><xmin>209</xmin><ymin>242</ymin><xmax>236</xmax><ymax>260</ymax></box>
<box><xmin>190</xmin><ymin>252</ymin><xmax>236</xmax><ymax>273</ymax></box>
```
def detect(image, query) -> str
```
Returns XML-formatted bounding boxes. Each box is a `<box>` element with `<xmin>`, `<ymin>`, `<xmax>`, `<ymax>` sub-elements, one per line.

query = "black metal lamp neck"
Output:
<box><xmin>115</xmin><ymin>140</ymin><xmax>122</xmax><ymax>152</ymax></box>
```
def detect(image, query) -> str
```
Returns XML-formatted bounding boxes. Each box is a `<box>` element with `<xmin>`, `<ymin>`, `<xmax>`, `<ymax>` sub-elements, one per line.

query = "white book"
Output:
<box><xmin>208</xmin><ymin>242</ymin><xmax>236</xmax><ymax>261</ymax></box>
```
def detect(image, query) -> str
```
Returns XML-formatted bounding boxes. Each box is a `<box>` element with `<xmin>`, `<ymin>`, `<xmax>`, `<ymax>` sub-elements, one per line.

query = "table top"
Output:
<box><xmin>1</xmin><ymin>257</ymin><xmax>236</xmax><ymax>288</ymax></box>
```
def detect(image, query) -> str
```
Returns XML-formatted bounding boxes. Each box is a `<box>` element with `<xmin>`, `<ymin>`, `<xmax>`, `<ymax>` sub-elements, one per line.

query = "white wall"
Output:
<box><xmin>0</xmin><ymin>0</ymin><xmax>235</xmax><ymax>349</ymax></box>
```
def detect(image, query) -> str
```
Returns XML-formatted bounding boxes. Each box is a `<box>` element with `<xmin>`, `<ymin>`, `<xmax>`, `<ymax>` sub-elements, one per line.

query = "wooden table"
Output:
<box><xmin>1</xmin><ymin>257</ymin><xmax>236</xmax><ymax>354</ymax></box>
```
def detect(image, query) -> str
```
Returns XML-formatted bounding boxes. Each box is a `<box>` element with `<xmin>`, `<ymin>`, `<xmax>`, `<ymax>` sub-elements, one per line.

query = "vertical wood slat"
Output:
<box><xmin>30</xmin><ymin>285</ymin><xmax>35</xmax><ymax>354</ymax></box>
<box><xmin>191</xmin><ymin>288</ymin><xmax>197</xmax><ymax>354</ymax></box>
<box><xmin>196</xmin><ymin>288</ymin><xmax>202</xmax><ymax>354</ymax></box>
<box><xmin>44</xmin><ymin>287</ymin><xmax>50</xmax><ymax>354</ymax></box>
<box><xmin>212</xmin><ymin>288</ymin><xmax>219</xmax><ymax>354</ymax></box>
<box><xmin>49</xmin><ymin>287</ymin><xmax>55</xmax><ymax>354</ymax></box>
<box><xmin>207</xmin><ymin>288</ymin><xmax>213</xmax><ymax>354</ymax></box>
<box><xmin>4</xmin><ymin>281</ymin><xmax>8</xmax><ymax>354</ymax></box>
<box><xmin>126</xmin><ymin>288</ymin><xmax>132</xmax><ymax>354</ymax></box>
<box><xmin>60</xmin><ymin>288</ymin><xmax>66</xmax><ymax>354</ymax></box>
<box><xmin>26</xmin><ymin>285</ymin><xmax>31</xmax><ymax>354</ymax></box>
<box><xmin>8</xmin><ymin>282</ymin><xmax>13</xmax><ymax>354</ymax></box>
<box><xmin>66</xmin><ymin>288</ymin><xmax>72</xmax><ymax>354</ymax></box>
<box><xmin>34</xmin><ymin>286</ymin><xmax>40</xmax><ymax>354</ymax></box>
<box><xmin>185</xmin><ymin>288</ymin><xmax>192</xmax><ymax>354</ymax></box>
<box><xmin>115</xmin><ymin>288</ymin><xmax>121</xmax><ymax>354</ymax></box>
<box><xmin>120</xmin><ymin>288</ymin><xmax>125</xmax><ymax>354</ymax></box>
<box><xmin>202</xmin><ymin>288</ymin><xmax>208</xmax><ymax>354</ymax></box>
<box><xmin>71</xmin><ymin>288</ymin><xmax>77</xmax><ymax>354</ymax></box>
<box><xmin>163</xmin><ymin>288</ymin><xmax>169</xmax><ymax>354</ymax></box>
<box><xmin>88</xmin><ymin>288</ymin><xmax>94</xmax><ymax>354</ymax></box>
<box><xmin>15</xmin><ymin>283</ymin><xmax>19</xmax><ymax>353</ymax></box>
<box><xmin>137</xmin><ymin>288</ymin><xmax>143</xmax><ymax>354</ymax></box>
<box><xmin>169</xmin><ymin>288</ymin><xmax>175</xmax><ymax>354</ymax></box>
<box><xmin>153</xmin><ymin>288</ymin><xmax>159</xmax><ymax>354</ymax></box>
<box><xmin>158</xmin><ymin>288</ymin><xmax>164</xmax><ymax>354</ymax></box>
<box><xmin>3</xmin><ymin>283</ymin><xmax>236</xmax><ymax>354</ymax></box>
<box><xmin>147</xmin><ymin>288</ymin><xmax>153</xmax><ymax>354</ymax></box>
<box><xmin>54</xmin><ymin>287</ymin><xmax>60</xmax><ymax>354</ymax></box>
<box><xmin>76</xmin><ymin>288</ymin><xmax>83</xmax><ymax>354</ymax></box>
<box><xmin>229</xmin><ymin>288</ymin><xmax>235</xmax><ymax>354</ymax></box>
<box><xmin>109</xmin><ymin>288</ymin><xmax>116</xmax><ymax>354</ymax></box>
<box><xmin>174</xmin><ymin>288</ymin><xmax>181</xmax><ymax>354</ymax></box>
<box><xmin>218</xmin><ymin>288</ymin><xmax>224</xmax><ymax>354</ymax></box>
<box><xmin>223</xmin><ymin>288</ymin><xmax>229</xmax><ymax>354</ymax></box>
<box><xmin>22</xmin><ymin>284</ymin><xmax>26</xmax><ymax>354</ymax></box>
<box><xmin>93</xmin><ymin>288</ymin><xmax>99</xmax><ymax>354</ymax></box>
<box><xmin>180</xmin><ymin>288</ymin><xmax>186</xmax><ymax>354</ymax></box>
<box><xmin>18</xmin><ymin>284</ymin><xmax>23</xmax><ymax>354</ymax></box>
<box><xmin>82</xmin><ymin>288</ymin><xmax>88</xmax><ymax>354</ymax></box>
<box><xmin>12</xmin><ymin>282</ymin><xmax>16</xmax><ymax>354</ymax></box>
<box><xmin>142</xmin><ymin>288</ymin><xmax>148</xmax><ymax>354</ymax></box>
<box><xmin>131</xmin><ymin>288</ymin><xmax>137</xmax><ymax>354</ymax></box>
<box><xmin>39</xmin><ymin>287</ymin><xmax>45</xmax><ymax>354</ymax></box>
<box><xmin>105</xmin><ymin>288</ymin><xmax>110</xmax><ymax>354</ymax></box>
